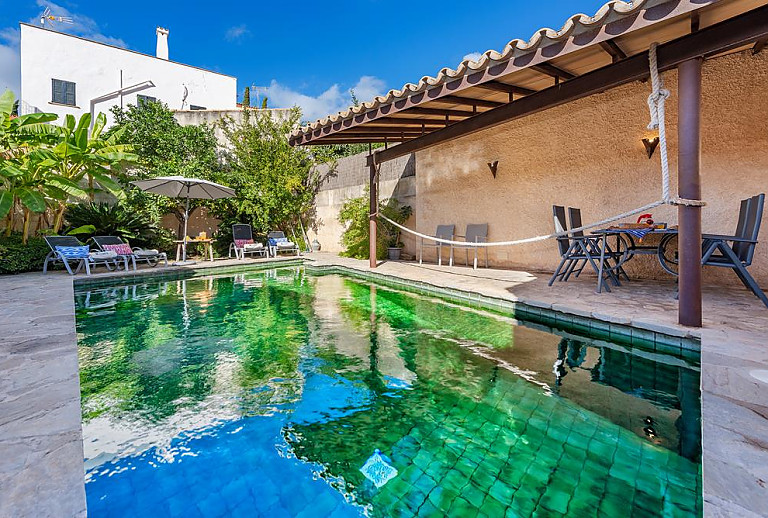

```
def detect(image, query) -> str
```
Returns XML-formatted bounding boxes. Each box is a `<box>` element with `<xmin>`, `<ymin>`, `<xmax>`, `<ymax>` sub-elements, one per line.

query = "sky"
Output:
<box><xmin>0</xmin><ymin>0</ymin><xmax>610</xmax><ymax>122</ymax></box>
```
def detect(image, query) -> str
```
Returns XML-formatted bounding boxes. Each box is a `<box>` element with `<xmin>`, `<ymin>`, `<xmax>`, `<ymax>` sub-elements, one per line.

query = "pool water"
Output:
<box><xmin>75</xmin><ymin>268</ymin><xmax>702</xmax><ymax>517</ymax></box>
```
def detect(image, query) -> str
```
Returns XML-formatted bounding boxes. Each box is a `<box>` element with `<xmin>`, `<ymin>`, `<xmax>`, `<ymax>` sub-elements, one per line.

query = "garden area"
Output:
<box><xmin>0</xmin><ymin>88</ymin><xmax>363</xmax><ymax>274</ymax></box>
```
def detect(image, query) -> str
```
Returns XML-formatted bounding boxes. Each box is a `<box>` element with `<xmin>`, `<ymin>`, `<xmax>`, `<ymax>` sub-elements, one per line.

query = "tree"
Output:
<box><xmin>242</xmin><ymin>86</ymin><xmax>250</xmax><ymax>108</ymax></box>
<box><xmin>46</xmin><ymin>112</ymin><xmax>137</xmax><ymax>232</ymax></box>
<box><xmin>213</xmin><ymin>108</ymin><xmax>333</xmax><ymax>247</ymax></box>
<box><xmin>109</xmin><ymin>100</ymin><xmax>220</xmax><ymax>236</ymax></box>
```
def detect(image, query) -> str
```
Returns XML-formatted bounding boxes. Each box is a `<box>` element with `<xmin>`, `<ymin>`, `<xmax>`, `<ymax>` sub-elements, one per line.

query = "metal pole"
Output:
<box><xmin>182</xmin><ymin>194</ymin><xmax>190</xmax><ymax>262</ymax></box>
<box><xmin>677</xmin><ymin>58</ymin><xmax>703</xmax><ymax>327</ymax></box>
<box><xmin>369</xmin><ymin>157</ymin><xmax>377</xmax><ymax>268</ymax></box>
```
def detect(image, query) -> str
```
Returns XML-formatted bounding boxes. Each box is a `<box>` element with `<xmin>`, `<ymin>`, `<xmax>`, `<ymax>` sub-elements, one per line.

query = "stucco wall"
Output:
<box><xmin>310</xmin><ymin>153</ymin><xmax>417</xmax><ymax>254</ymax></box>
<box><xmin>312</xmin><ymin>49</ymin><xmax>768</xmax><ymax>287</ymax></box>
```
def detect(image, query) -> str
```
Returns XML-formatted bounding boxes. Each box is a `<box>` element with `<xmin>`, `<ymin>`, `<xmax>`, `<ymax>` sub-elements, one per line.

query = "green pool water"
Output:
<box><xmin>76</xmin><ymin>267</ymin><xmax>702</xmax><ymax>517</ymax></box>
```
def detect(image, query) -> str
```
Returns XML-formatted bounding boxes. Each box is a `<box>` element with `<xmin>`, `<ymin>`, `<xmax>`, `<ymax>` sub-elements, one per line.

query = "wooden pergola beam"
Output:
<box><xmin>474</xmin><ymin>80</ymin><xmax>537</xmax><ymax>96</ymax></box>
<box><xmin>368</xmin><ymin>117</ymin><xmax>449</xmax><ymax>126</ymax></box>
<box><xmin>433</xmin><ymin>95</ymin><xmax>504</xmax><ymax>108</ymax></box>
<box><xmin>404</xmin><ymin>107</ymin><xmax>475</xmax><ymax>118</ymax></box>
<box><xmin>753</xmin><ymin>36</ymin><xmax>767</xmax><ymax>54</ymax></box>
<box><xmin>368</xmin><ymin>5</ymin><xmax>768</xmax><ymax>166</ymax></box>
<box><xmin>599</xmin><ymin>40</ymin><xmax>628</xmax><ymax>63</ymax></box>
<box><xmin>530</xmin><ymin>62</ymin><xmax>576</xmax><ymax>80</ymax></box>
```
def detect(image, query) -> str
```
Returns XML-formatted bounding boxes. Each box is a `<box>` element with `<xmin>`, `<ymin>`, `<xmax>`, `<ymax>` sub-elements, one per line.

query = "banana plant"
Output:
<box><xmin>0</xmin><ymin>89</ymin><xmax>58</xmax><ymax>154</ymax></box>
<box><xmin>1</xmin><ymin>148</ymin><xmax>88</xmax><ymax>243</ymax></box>
<box><xmin>47</xmin><ymin>112</ymin><xmax>138</xmax><ymax>232</ymax></box>
<box><xmin>0</xmin><ymin>89</ymin><xmax>59</xmax><ymax>238</ymax></box>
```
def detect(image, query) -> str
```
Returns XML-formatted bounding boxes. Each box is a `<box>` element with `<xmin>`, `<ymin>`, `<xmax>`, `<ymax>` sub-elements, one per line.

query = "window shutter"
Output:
<box><xmin>52</xmin><ymin>79</ymin><xmax>62</xmax><ymax>104</ymax></box>
<box><xmin>67</xmin><ymin>82</ymin><xmax>76</xmax><ymax>106</ymax></box>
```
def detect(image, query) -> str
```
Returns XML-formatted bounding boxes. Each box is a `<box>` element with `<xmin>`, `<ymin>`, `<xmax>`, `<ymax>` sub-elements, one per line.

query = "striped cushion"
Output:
<box><xmin>102</xmin><ymin>243</ymin><xmax>133</xmax><ymax>255</ymax></box>
<box><xmin>55</xmin><ymin>245</ymin><xmax>90</xmax><ymax>259</ymax></box>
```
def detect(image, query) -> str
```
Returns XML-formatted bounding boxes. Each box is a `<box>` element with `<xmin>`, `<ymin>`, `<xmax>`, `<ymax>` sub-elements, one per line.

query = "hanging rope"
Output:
<box><xmin>377</xmin><ymin>42</ymin><xmax>704</xmax><ymax>248</ymax></box>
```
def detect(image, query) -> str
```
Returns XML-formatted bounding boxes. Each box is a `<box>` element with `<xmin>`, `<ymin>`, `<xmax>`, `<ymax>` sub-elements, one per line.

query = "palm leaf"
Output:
<box><xmin>0</xmin><ymin>189</ymin><xmax>12</xmax><ymax>218</ymax></box>
<box><xmin>17</xmin><ymin>187</ymin><xmax>46</xmax><ymax>212</ymax></box>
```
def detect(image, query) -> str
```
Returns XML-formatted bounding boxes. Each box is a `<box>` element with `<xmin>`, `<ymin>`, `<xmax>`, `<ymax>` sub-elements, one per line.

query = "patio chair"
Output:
<box><xmin>419</xmin><ymin>225</ymin><xmax>455</xmax><ymax>266</ymax></box>
<box><xmin>452</xmin><ymin>223</ymin><xmax>489</xmax><ymax>269</ymax></box>
<box><xmin>43</xmin><ymin>236</ymin><xmax>121</xmax><ymax>276</ymax></box>
<box><xmin>267</xmin><ymin>231</ymin><xmax>300</xmax><ymax>257</ymax></box>
<box><xmin>229</xmin><ymin>224</ymin><xmax>267</xmax><ymax>260</ymax></box>
<box><xmin>568</xmin><ymin>208</ymin><xmax>629</xmax><ymax>281</ymax></box>
<box><xmin>701</xmin><ymin>193</ymin><xmax>768</xmax><ymax>307</ymax></box>
<box><xmin>92</xmin><ymin>236</ymin><xmax>168</xmax><ymax>270</ymax></box>
<box><xmin>548</xmin><ymin>206</ymin><xmax>620</xmax><ymax>291</ymax></box>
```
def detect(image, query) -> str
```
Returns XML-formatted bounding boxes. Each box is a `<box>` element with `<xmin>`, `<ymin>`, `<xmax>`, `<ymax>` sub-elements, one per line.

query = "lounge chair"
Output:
<box><xmin>92</xmin><ymin>236</ymin><xmax>168</xmax><ymax>270</ymax></box>
<box><xmin>452</xmin><ymin>224</ymin><xmax>489</xmax><ymax>269</ymax></box>
<box><xmin>229</xmin><ymin>224</ymin><xmax>267</xmax><ymax>259</ymax></box>
<box><xmin>701</xmin><ymin>193</ymin><xmax>767</xmax><ymax>307</ymax></box>
<box><xmin>267</xmin><ymin>231</ymin><xmax>300</xmax><ymax>257</ymax></box>
<box><xmin>419</xmin><ymin>225</ymin><xmax>455</xmax><ymax>266</ymax></box>
<box><xmin>43</xmin><ymin>236</ymin><xmax>121</xmax><ymax>275</ymax></box>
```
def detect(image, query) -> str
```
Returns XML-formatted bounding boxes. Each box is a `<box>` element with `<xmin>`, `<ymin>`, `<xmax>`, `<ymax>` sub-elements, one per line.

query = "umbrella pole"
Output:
<box><xmin>182</xmin><ymin>196</ymin><xmax>190</xmax><ymax>262</ymax></box>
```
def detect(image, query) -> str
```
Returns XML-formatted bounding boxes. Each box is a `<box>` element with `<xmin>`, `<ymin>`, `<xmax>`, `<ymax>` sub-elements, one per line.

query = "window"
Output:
<box><xmin>137</xmin><ymin>94</ymin><xmax>157</xmax><ymax>105</ymax></box>
<box><xmin>190</xmin><ymin>105</ymin><xmax>206</xmax><ymax>110</ymax></box>
<box><xmin>51</xmin><ymin>79</ymin><xmax>76</xmax><ymax>106</ymax></box>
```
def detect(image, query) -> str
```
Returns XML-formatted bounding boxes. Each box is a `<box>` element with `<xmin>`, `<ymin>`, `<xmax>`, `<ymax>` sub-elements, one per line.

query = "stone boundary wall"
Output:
<box><xmin>310</xmin><ymin>152</ymin><xmax>417</xmax><ymax>255</ymax></box>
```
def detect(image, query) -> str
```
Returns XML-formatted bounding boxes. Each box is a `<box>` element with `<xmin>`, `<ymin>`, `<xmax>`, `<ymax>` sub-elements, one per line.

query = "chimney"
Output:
<box><xmin>156</xmin><ymin>27</ymin><xmax>169</xmax><ymax>60</ymax></box>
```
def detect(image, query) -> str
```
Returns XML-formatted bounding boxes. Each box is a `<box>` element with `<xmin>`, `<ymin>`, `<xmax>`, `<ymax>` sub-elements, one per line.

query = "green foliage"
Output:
<box><xmin>242</xmin><ymin>87</ymin><xmax>250</xmax><ymax>108</ymax></box>
<box><xmin>64</xmin><ymin>202</ymin><xmax>174</xmax><ymax>251</ymax></box>
<box><xmin>0</xmin><ymin>234</ymin><xmax>50</xmax><ymax>274</ymax></box>
<box><xmin>108</xmin><ymin>100</ymin><xmax>220</xmax><ymax>237</ymax></box>
<box><xmin>210</xmin><ymin>109</ymin><xmax>333</xmax><ymax>253</ymax></box>
<box><xmin>1</xmin><ymin>90</ymin><xmax>133</xmax><ymax>243</ymax></box>
<box><xmin>338</xmin><ymin>193</ymin><xmax>412</xmax><ymax>259</ymax></box>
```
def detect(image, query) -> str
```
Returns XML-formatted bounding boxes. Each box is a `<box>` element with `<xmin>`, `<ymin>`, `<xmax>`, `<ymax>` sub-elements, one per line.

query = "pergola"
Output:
<box><xmin>290</xmin><ymin>0</ymin><xmax>768</xmax><ymax>327</ymax></box>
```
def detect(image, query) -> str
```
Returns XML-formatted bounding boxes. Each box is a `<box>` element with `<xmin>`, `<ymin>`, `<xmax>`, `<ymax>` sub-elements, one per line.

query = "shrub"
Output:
<box><xmin>0</xmin><ymin>234</ymin><xmax>50</xmax><ymax>274</ymax></box>
<box><xmin>338</xmin><ymin>193</ymin><xmax>411</xmax><ymax>260</ymax></box>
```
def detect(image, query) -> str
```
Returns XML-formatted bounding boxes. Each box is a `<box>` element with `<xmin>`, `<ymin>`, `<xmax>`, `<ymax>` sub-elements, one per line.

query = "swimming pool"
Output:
<box><xmin>75</xmin><ymin>267</ymin><xmax>701</xmax><ymax>517</ymax></box>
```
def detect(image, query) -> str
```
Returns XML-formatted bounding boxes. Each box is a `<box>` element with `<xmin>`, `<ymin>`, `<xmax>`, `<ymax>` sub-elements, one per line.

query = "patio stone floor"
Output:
<box><xmin>0</xmin><ymin>252</ymin><xmax>766</xmax><ymax>516</ymax></box>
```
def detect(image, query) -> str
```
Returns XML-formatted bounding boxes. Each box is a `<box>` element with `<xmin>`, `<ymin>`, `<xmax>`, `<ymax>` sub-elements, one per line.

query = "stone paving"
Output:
<box><xmin>0</xmin><ymin>253</ymin><xmax>766</xmax><ymax>516</ymax></box>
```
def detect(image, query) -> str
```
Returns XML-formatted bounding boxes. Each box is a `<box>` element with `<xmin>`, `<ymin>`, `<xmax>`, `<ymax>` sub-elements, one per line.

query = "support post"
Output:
<box><xmin>369</xmin><ymin>158</ymin><xmax>377</xmax><ymax>268</ymax></box>
<box><xmin>677</xmin><ymin>58</ymin><xmax>703</xmax><ymax>327</ymax></box>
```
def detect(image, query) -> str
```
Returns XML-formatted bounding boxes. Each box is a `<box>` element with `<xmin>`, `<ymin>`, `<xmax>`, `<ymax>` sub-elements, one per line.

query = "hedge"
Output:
<box><xmin>0</xmin><ymin>235</ymin><xmax>51</xmax><ymax>274</ymax></box>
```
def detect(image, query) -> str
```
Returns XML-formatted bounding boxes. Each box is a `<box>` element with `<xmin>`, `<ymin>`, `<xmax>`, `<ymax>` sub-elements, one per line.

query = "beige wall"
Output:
<box><xmin>313</xmin><ymin>49</ymin><xmax>768</xmax><ymax>287</ymax></box>
<box><xmin>413</xmin><ymin>49</ymin><xmax>768</xmax><ymax>285</ymax></box>
<box><xmin>311</xmin><ymin>153</ymin><xmax>417</xmax><ymax>254</ymax></box>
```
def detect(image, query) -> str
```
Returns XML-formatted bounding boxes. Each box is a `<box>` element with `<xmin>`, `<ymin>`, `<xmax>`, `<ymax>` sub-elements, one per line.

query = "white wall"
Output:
<box><xmin>19</xmin><ymin>23</ymin><xmax>236</xmax><ymax>126</ymax></box>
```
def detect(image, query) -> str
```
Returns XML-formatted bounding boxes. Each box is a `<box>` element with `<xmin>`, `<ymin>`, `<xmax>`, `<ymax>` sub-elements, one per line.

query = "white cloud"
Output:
<box><xmin>225</xmin><ymin>24</ymin><xmax>250</xmax><ymax>42</ymax></box>
<box><xmin>31</xmin><ymin>1</ymin><xmax>127</xmax><ymax>48</ymax></box>
<box><xmin>0</xmin><ymin>28</ymin><xmax>20</xmax><ymax>95</ymax></box>
<box><xmin>265</xmin><ymin>76</ymin><xmax>387</xmax><ymax>122</ymax></box>
<box><xmin>463</xmin><ymin>52</ymin><xmax>483</xmax><ymax>63</ymax></box>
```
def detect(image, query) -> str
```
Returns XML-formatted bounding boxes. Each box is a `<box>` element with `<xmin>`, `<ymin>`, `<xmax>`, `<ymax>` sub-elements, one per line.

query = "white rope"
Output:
<box><xmin>647</xmin><ymin>42</ymin><xmax>672</xmax><ymax>202</ymax></box>
<box><xmin>379</xmin><ymin>42</ymin><xmax>702</xmax><ymax>248</ymax></box>
<box><xmin>380</xmin><ymin>200</ymin><xmax>665</xmax><ymax>248</ymax></box>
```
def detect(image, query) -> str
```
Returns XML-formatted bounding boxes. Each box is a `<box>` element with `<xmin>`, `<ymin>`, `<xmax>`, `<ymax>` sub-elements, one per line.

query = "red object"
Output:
<box><xmin>636</xmin><ymin>213</ymin><xmax>654</xmax><ymax>225</ymax></box>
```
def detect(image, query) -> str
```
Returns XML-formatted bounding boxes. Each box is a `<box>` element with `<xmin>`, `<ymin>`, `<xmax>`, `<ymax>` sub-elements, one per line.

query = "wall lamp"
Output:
<box><xmin>487</xmin><ymin>160</ymin><xmax>499</xmax><ymax>179</ymax></box>
<box><xmin>642</xmin><ymin>137</ymin><xmax>660</xmax><ymax>159</ymax></box>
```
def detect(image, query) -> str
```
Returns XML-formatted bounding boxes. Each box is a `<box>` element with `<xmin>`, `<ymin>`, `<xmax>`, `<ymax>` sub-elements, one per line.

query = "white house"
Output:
<box><xmin>19</xmin><ymin>23</ymin><xmax>237</xmax><ymax>125</ymax></box>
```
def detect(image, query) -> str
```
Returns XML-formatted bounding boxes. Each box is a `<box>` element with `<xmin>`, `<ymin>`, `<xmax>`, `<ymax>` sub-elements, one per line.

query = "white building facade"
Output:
<box><xmin>19</xmin><ymin>23</ymin><xmax>237</xmax><ymax>125</ymax></box>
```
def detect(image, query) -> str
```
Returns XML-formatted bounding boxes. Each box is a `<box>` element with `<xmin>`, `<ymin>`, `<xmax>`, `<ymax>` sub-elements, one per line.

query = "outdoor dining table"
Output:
<box><xmin>591</xmin><ymin>227</ymin><xmax>679</xmax><ymax>293</ymax></box>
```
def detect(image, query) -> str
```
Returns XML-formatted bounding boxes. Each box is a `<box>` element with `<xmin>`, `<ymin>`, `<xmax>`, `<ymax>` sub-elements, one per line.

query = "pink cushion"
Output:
<box><xmin>102</xmin><ymin>243</ymin><xmax>133</xmax><ymax>255</ymax></box>
<box><xmin>235</xmin><ymin>239</ymin><xmax>253</xmax><ymax>248</ymax></box>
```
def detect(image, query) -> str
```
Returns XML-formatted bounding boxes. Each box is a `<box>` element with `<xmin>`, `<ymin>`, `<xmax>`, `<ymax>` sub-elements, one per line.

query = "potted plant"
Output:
<box><xmin>380</xmin><ymin>200</ymin><xmax>412</xmax><ymax>261</ymax></box>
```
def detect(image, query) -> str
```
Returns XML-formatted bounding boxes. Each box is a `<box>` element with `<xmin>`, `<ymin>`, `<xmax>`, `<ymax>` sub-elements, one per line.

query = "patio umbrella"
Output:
<box><xmin>130</xmin><ymin>176</ymin><xmax>235</xmax><ymax>265</ymax></box>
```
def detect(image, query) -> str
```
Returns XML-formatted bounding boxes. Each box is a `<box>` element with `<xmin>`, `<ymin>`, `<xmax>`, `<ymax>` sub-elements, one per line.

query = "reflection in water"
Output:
<box><xmin>76</xmin><ymin>268</ymin><xmax>702</xmax><ymax>517</ymax></box>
